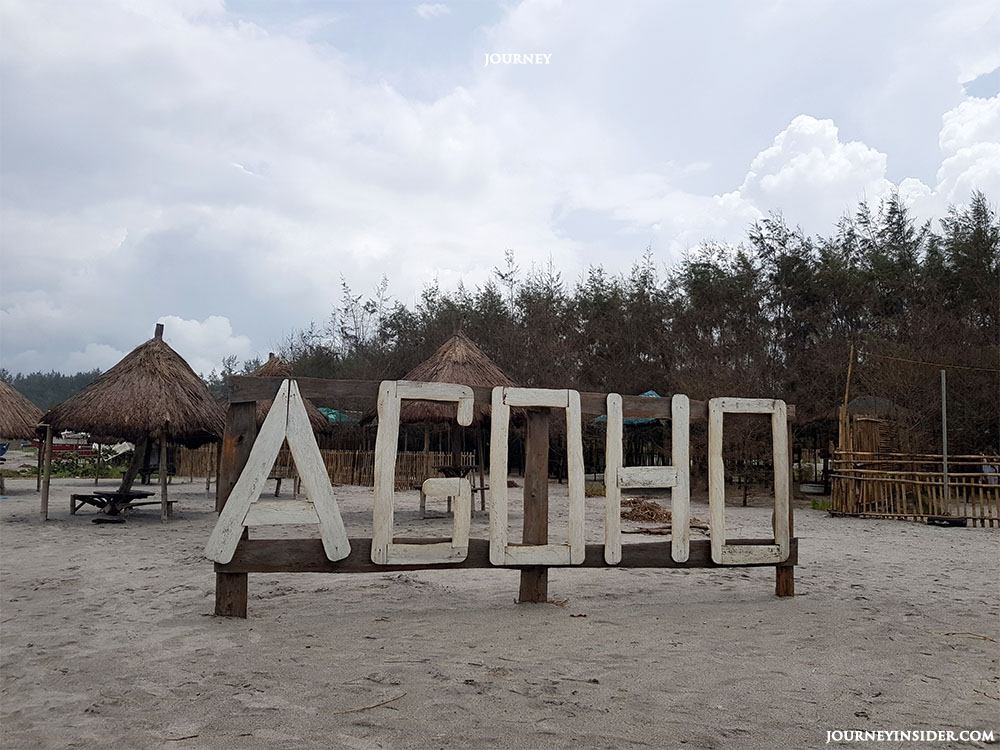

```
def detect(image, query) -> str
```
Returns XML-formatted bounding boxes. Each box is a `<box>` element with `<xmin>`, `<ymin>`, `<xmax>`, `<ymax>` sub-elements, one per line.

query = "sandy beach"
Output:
<box><xmin>1</xmin><ymin>476</ymin><xmax>997</xmax><ymax>749</ymax></box>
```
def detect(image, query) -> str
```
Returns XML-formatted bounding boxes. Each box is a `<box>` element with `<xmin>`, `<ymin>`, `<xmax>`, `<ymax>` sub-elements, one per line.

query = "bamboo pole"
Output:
<box><xmin>39</xmin><ymin>425</ymin><xmax>53</xmax><ymax>521</ymax></box>
<box><xmin>206</xmin><ymin>444</ymin><xmax>214</xmax><ymax>494</ymax></box>
<box><xmin>843</xmin><ymin>343</ymin><xmax>855</xmax><ymax>406</ymax></box>
<box><xmin>160</xmin><ymin>433</ymin><xmax>169</xmax><ymax>522</ymax></box>
<box><xmin>941</xmin><ymin>370</ymin><xmax>949</xmax><ymax>511</ymax></box>
<box><xmin>833</xmin><ymin>450</ymin><xmax>991</xmax><ymax>460</ymax></box>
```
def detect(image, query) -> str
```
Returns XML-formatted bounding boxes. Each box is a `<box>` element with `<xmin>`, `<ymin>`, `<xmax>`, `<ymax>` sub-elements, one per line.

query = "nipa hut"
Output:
<box><xmin>250</xmin><ymin>353</ymin><xmax>333</xmax><ymax>496</ymax></box>
<box><xmin>394</xmin><ymin>332</ymin><xmax>518</xmax><ymax>514</ymax></box>
<box><xmin>39</xmin><ymin>324</ymin><xmax>226</xmax><ymax>520</ymax></box>
<box><xmin>0</xmin><ymin>379</ymin><xmax>42</xmax><ymax>440</ymax></box>
<box><xmin>0</xmin><ymin>379</ymin><xmax>43</xmax><ymax>493</ymax></box>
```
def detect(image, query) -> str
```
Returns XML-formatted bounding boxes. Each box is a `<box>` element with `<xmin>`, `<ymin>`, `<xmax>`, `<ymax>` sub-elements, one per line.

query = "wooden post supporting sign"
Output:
<box><xmin>215</xmin><ymin>401</ymin><xmax>257</xmax><ymax>617</ymax></box>
<box><xmin>519</xmin><ymin>408</ymin><xmax>550</xmax><ymax>603</ymax></box>
<box><xmin>776</xmin><ymin>421</ymin><xmax>795</xmax><ymax>596</ymax></box>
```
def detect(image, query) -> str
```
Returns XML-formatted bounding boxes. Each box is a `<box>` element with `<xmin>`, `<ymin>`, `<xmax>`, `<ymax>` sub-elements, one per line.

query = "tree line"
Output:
<box><xmin>0</xmin><ymin>369</ymin><xmax>102</xmax><ymax>411</ymax></box>
<box><xmin>279</xmin><ymin>191</ymin><xmax>998</xmax><ymax>454</ymax></box>
<box><xmin>3</xmin><ymin>191</ymin><xmax>996</xmax><ymax>454</ymax></box>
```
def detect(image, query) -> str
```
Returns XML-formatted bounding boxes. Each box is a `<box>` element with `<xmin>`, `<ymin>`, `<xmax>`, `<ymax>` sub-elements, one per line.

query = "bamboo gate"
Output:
<box><xmin>832</xmin><ymin>401</ymin><xmax>999</xmax><ymax>526</ymax></box>
<box><xmin>831</xmin><ymin>452</ymin><xmax>999</xmax><ymax>527</ymax></box>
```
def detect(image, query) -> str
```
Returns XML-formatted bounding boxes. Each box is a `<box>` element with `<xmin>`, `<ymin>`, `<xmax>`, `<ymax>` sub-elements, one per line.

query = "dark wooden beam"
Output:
<box><xmin>218</xmin><ymin>537</ymin><xmax>798</xmax><ymax>574</ymax></box>
<box><xmin>216</xmin><ymin>403</ymin><xmax>257</xmax><ymax>513</ymax></box>
<box><xmin>228</xmin><ymin>375</ymin><xmax>798</xmax><ymax>422</ymax></box>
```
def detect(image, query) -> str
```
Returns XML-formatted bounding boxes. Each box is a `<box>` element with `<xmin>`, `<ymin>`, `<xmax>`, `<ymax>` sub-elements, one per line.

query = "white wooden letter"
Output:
<box><xmin>205</xmin><ymin>380</ymin><xmax>350</xmax><ymax>564</ymax></box>
<box><xmin>708</xmin><ymin>397</ymin><xmax>789</xmax><ymax>565</ymax></box>
<box><xmin>603</xmin><ymin>393</ymin><xmax>690</xmax><ymax>564</ymax></box>
<box><xmin>489</xmin><ymin>387</ymin><xmax>585</xmax><ymax>566</ymax></box>
<box><xmin>371</xmin><ymin>380</ymin><xmax>475</xmax><ymax>565</ymax></box>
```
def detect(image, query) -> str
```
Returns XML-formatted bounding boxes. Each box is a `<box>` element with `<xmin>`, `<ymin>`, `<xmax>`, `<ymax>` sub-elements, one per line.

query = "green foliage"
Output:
<box><xmin>39</xmin><ymin>447</ymin><xmax>130</xmax><ymax>479</ymax></box>
<box><xmin>0</xmin><ymin>369</ymin><xmax>101</xmax><ymax>410</ymax></box>
<box><xmin>8</xmin><ymin>192</ymin><xmax>995</xmax><ymax>456</ymax></box>
<box><xmin>271</xmin><ymin>190</ymin><xmax>997</xmax><ymax>453</ymax></box>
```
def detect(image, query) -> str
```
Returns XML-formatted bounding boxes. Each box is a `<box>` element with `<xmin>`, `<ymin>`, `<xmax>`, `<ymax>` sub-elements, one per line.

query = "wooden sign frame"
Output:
<box><xmin>204</xmin><ymin>379</ymin><xmax>350</xmax><ymax>565</ymax></box>
<box><xmin>489</xmin><ymin>387</ymin><xmax>585</xmax><ymax>566</ymax></box>
<box><xmin>211</xmin><ymin>377</ymin><xmax>797</xmax><ymax>618</ymax></box>
<box><xmin>605</xmin><ymin>393</ymin><xmax>690</xmax><ymax>564</ymax></box>
<box><xmin>372</xmin><ymin>380</ymin><xmax>474</xmax><ymax>564</ymax></box>
<box><xmin>708</xmin><ymin>398</ymin><xmax>790</xmax><ymax>565</ymax></box>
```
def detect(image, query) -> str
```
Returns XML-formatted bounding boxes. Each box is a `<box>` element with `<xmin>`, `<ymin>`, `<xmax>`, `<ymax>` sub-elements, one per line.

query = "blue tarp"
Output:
<box><xmin>318</xmin><ymin>407</ymin><xmax>358</xmax><ymax>424</ymax></box>
<box><xmin>592</xmin><ymin>390</ymin><xmax>665</xmax><ymax>425</ymax></box>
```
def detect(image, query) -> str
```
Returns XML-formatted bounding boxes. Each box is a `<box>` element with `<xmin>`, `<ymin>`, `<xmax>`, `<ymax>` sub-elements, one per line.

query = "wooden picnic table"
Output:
<box><xmin>92</xmin><ymin>489</ymin><xmax>155</xmax><ymax>516</ymax></box>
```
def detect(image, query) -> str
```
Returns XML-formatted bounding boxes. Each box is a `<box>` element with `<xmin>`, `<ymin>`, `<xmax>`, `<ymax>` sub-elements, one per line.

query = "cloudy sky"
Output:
<box><xmin>1</xmin><ymin>0</ymin><xmax>998</xmax><ymax>377</ymax></box>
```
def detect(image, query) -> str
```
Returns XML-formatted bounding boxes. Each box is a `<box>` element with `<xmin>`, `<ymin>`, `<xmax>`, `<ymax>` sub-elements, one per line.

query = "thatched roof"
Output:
<box><xmin>0</xmin><ymin>379</ymin><xmax>42</xmax><ymax>439</ymax></box>
<box><xmin>250</xmin><ymin>354</ymin><xmax>333</xmax><ymax>434</ymax></box>
<box><xmin>41</xmin><ymin>324</ymin><xmax>225</xmax><ymax>448</ymax></box>
<box><xmin>396</xmin><ymin>333</ymin><xmax>517</xmax><ymax>425</ymax></box>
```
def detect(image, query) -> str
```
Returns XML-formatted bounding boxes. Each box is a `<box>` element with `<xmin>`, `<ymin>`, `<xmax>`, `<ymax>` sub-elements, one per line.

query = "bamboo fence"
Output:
<box><xmin>831</xmin><ymin>452</ymin><xmax>999</xmax><ymax>527</ymax></box>
<box><xmin>176</xmin><ymin>445</ymin><xmax>475</xmax><ymax>492</ymax></box>
<box><xmin>175</xmin><ymin>444</ymin><xmax>215</xmax><ymax>480</ymax></box>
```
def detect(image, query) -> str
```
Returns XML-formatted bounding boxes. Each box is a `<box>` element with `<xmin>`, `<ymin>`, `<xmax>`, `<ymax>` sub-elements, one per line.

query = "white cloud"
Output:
<box><xmin>416</xmin><ymin>4</ymin><xmax>449</xmax><ymax>20</ymax></box>
<box><xmin>156</xmin><ymin>315</ymin><xmax>253</xmax><ymax>376</ymax></box>
<box><xmin>939</xmin><ymin>95</ymin><xmax>1000</xmax><ymax>154</ymax></box>
<box><xmin>64</xmin><ymin>343</ymin><xmax>126</xmax><ymax>373</ymax></box>
<box><xmin>2</xmin><ymin>0</ymin><xmax>1000</xmax><ymax>375</ymax></box>
<box><xmin>737</xmin><ymin>115</ymin><xmax>895</xmax><ymax>230</ymax></box>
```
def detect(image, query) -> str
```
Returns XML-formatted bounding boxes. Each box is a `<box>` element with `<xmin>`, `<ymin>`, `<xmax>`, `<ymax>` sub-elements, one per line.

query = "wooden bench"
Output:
<box><xmin>71</xmin><ymin>494</ymin><xmax>107</xmax><ymax>514</ymax></box>
<box><xmin>120</xmin><ymin>500</ymin><xmax>177</xmax><ymax>517</ymax></box>
<box><xmin>71</xmin><ymin>494</ymin><xmax>177</xmax><ymax>517</ymax></box>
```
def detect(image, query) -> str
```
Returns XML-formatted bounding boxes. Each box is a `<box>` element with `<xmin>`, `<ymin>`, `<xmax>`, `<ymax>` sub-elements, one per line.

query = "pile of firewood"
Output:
<box><xmin>620</xmin><ymin>497</ymin><xmax>710</xmax><ymax>533</ymax></box>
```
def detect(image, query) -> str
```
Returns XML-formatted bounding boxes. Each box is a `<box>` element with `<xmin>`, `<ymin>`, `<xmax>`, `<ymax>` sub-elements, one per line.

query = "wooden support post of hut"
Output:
<box><xmin>159</xmin><ymin>431</ymin><xmax>169</xmax><ymax>521</ymax></box>
<box><xmin>40</xmin><ymin>425</ymin><xmax>53</xmax><ymax>521</ymax></box>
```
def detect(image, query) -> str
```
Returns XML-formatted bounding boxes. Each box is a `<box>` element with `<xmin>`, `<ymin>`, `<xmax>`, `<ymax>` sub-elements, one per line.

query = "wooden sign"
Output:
<box><xmin>605</xmin><ymin>393</ymin><xmax>691</xmax><ymax>564</ymax></box>
<box><xmin>209</xmin><ymin>378</ymin><xmax>796</xmax><ymax>619</ymax></box>
<box><xmin>489</xmin><ymin>387</ymin><xmax>585</xmax><ymax>566</ymax></box>
<box><xmin>204</xmin><ymin>379</ymin><xmax>350</xmax><ymax>564</ymax></box>
<box><xmin>708</xmin><ymin>398</ymin><xmax>790</xmax><ymax>565</ymax></box>
<box><xmin>371</xmin><ymin>380</ymin><xmax>474</xmax><ymax>564</ymax></box>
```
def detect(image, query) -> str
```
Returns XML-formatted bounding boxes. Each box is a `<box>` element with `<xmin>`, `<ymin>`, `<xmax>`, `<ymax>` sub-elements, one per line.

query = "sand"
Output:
<box><xmin>1</xmin><ymin>476</ymin><xmax>997</xmax><ymax>749</ymax></box>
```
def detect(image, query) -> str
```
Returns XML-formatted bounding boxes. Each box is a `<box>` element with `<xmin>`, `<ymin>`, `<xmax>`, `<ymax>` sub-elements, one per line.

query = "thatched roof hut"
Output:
<box><xmin>397</xmin><ymin>332</ymin><xmax>517</xmax><ymax>425</ymax></box>
<box><xmin>0</xmin><ymin>379</ymin><xmax>42</xmax><ymax>439</ymax></box>
<box><xmin>250</xmin><ymin>354</ymin><xmax>333</xmax><ymax>434</ymax></box>
<box><xmin>41</xmin><ymin>324</ymin><xmax>224</xmax><ymax>448</ymax></box>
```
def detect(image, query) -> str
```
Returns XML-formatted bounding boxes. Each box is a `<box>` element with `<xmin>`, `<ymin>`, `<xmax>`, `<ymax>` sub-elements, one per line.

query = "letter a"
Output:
<box><xmin>205</xmin><ymin>379</ymin><xmax>351</xmax><ymax>564</ymax></box>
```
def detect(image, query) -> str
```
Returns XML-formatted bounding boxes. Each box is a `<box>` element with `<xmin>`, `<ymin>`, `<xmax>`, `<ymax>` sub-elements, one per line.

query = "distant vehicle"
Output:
<box><xmin>29</xmin><ymin>431</ymin><xmax>96</xmax><ymax>457</ymax></box>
